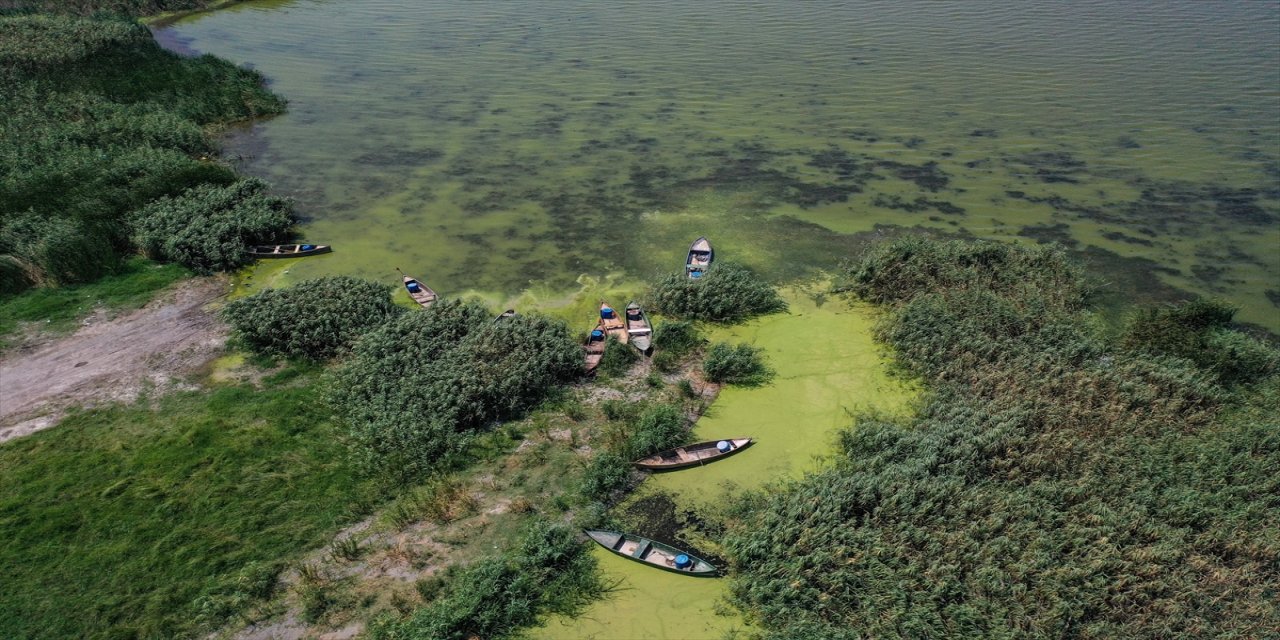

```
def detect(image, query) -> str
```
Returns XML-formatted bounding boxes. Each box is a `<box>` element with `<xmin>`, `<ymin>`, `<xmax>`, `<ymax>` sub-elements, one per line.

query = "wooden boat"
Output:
<box><xmin>633</xmin><ymin>438</ymin><xmax>753</xmax><ymax>471</ymax></box>
<box><xmin>584</xmin><ymin>530</ymin><xmax>717</xmax><ymax>577</ymax></box>
<box><xmin>624</xmin><ymin>301</ymin><xmax>653</xmax><ymax>354</ymax></box>
<box><xmin>583</xmin><ymin>324</ymin><xmax>606</xmax><ymax>373</ymax></box>
<box><xmin>599</xmin><ymin>301</ymin><xmax>628</xmax><ymax>344</ymax></box>
<box><xmin>247</xmin><ymin>243</ymin><xmax>331</xmax><ymax>259</ymax></box>
<box><xmin>397</xmin><ymin>270</ymin><xmax>438</xmax><ymax>308</ymax></box>
<box><xmin>685</xmin><ymin>237</ymin><xmax>713</xmax><ymax>279</ymax></box>
<box><xmin>494</xmin><ymin>309</ymin><xmax>517</xmax><ymax>323</ymax></box>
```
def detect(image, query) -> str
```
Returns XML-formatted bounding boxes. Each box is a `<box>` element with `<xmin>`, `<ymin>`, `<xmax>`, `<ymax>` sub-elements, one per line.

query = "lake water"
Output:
<box><xmin>157</xmin><ymin>0</ymin><xmax>1280</xmax><ymax>330</ymax></box>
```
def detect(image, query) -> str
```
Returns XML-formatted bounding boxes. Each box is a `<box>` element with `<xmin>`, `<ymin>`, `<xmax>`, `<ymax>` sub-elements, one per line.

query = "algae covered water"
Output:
<box><xmin>157</xmin><ymin>0</ymin><xmax>1279</xmax><ymax>329</ymax></box>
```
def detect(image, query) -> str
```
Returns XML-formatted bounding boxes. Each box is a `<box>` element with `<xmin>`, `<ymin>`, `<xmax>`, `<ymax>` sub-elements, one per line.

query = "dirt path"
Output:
<box><xmin>0</xmin><ymin>277</ymin><xmax>228</xmax><ymax>444</ymax></box>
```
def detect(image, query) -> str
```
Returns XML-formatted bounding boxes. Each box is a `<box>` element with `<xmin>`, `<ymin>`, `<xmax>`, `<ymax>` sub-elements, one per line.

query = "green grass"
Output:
<box><xmin>0</xmin><ymin>257</ymin><xmax>188</xmax><ymax>348</ymax></box>
<box><xmin>0</xmin><ymin>369</ymin><xmax>382</xmax><ymax>640</ymax></box>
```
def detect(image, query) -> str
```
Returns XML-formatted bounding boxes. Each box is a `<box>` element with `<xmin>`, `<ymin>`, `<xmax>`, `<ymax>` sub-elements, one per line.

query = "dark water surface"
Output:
<box><xmin>157</xmin><ymin>0</ymin><xmax>1280</xmax><ymax>325</ymax></box>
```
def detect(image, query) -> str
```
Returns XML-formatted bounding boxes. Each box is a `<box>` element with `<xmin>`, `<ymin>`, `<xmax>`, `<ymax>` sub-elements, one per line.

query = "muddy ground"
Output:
<box><xmin>0</xmin><ymin>277</ymin><xmax>229</xmax><ymax>444</ymax></box>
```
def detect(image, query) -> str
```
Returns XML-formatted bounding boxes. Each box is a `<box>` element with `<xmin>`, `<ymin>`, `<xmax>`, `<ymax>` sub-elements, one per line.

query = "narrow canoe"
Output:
<box><xmin>494</xmin><ymin>309</ymin><xmax>517</xmax><ymax>323</ymax></box>
<box><xmin>624</xmin><ymin>301</ymin><xmax>652</xmax><ymax>354</ymax></box>
<box><xmin>685</xmin><ymin>236</ymin><xmax>713</xmax><ymax>279</ymax></box>
<box><xmin>247</xmin><ymin>243</ymin><xmax>331</xmax><ymax>259</ymax></box>
<box><xmin>584</xmin><ymin>530</ymin><xmax>718</xmax><ymax>577</ymax></box>
<box><xmin>632</xmin><ymin>437</ymin><xmax>753</xmax><ymax>471</ymax></box>
<box><xmin>583</xmin><ymin>323</ymin><xmax>606</xmax><ymax>373</ymax></box>
<box><xmin>401</xmin><ymin>274</ymin><xmax>438</xmax><ymax>308</ymax></box>
<box><xmin>599</xmin><ymin>301</ymin><xmax>628</xmax><ymax>344</ymax></box>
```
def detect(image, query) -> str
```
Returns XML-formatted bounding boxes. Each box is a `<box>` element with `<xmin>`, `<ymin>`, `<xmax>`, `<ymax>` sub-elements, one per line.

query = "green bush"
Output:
<box><xmin>702</xmin><ymin>342</ymin><xmax>772</xmax><ymax>386</ymax></box>
<box><xmin>647</xmin><ymin>263</ymin><xmax>787</xmax><ymax>323</ymax></box>
<box><xmin>725</xmin><ymin>238</ymin><xmax>1276</xmax><ymax>639</ymax></box>
<box><xmin>222</xmin><ymin>276</ymin><xmax>402</xmax><ymax>361</ymax></box>
<box><xmin>623</xmin><ymin>403</ymin><xmax>688</xmax><ymax>459</ymax></box>
<box><xmin>597</xmin><ymin>335</ymin><xmax>639</xmax><ymax>377</ymax></box>
<box><xmin>329</xmin><ymin>302</ymin><xmax>582</xmax><ymax>478</ymax></box>
<box><xmin>652</xmin><ymin>319</ymin><xmax>703</xmax><ymax>356</ymax></box>
<box><xmin>129</xmin><ymin>178</ymin><xmax>294</xmax><ymax>273</ymax></box>
<box><xmin>371</xmin><ymin>521</ymin><xmax>602</xmax><ymax>640</ymax></box>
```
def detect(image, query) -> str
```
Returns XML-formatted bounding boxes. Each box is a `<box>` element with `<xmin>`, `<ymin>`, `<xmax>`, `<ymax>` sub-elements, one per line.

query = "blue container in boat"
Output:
<box><xmin>301</xmin><ymin>244</ymin><xmax>314</xmax><ymax>251</ymax></box>
<box><xmin>674</xmin><ymin>554</ymin><xmax>691</xmax><ymax>569</ymax></box>
<box><xmin>590</xmin><ymin>330</ymin><xmax>604</xmax><ymax>339</ymax></box>
<box><xmin>407</xmin><ymin>282</ymin><xmax>420</xmax><ymax>292</ymax></box>
<box><xmin>717</xmin><ymin>440</ymin><xmax>731</xmax><ymax>453</ymax></box>
<box><xmin>601</xmin><ymin>307</ymin><xmax>614</xmax><ymax>319</ymax></box>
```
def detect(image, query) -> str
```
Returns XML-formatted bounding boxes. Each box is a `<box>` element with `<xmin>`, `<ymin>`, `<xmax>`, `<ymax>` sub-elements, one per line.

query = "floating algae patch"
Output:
<box><xmin>531</xmin><ymin>285</ymin><xmax>917</xmax><ymax>639</ymax></box>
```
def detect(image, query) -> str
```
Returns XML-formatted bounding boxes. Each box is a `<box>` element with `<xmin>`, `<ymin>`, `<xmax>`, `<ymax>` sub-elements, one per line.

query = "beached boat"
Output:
<box><xmin>397</xmin><ymin>271</ymin><xmax>438</xmax><ymax>308</ymax></box>
<box><xmin>624</xmin><ymin>301</ymin><xmax>653</xmax><ymax>354</ymax></box>
<box><xmin>583</xmin><ymin>324</ymin><xmax>606</xmax><ymax>373</ymax></box>
<box><xmin>494</xmin><ymin>309</ymin><xmax>517</xmax><ymax>323</ymax></box>
<box><xmin>633</xmin><ymin>438</ymin><xmax>753</xmax><ymax>471</ymax></box>
<box><xmin>599</xmin><ymin>302</ymin><xmax>628</xmax><ymax>344</ymax></box>
<box><xmin>247</xmin><ymin>243</ymin><xmax>331</xmax><ymax>259</ymax></box>
<box><xmin>685</xmin><ymin>236</ymin><xmax>713</xmax><ymax>279</ymax></box>
<box><xmin>584</xmin><ymin>530</ymin><xmax>718</xmax><ymax>577</ymax></box>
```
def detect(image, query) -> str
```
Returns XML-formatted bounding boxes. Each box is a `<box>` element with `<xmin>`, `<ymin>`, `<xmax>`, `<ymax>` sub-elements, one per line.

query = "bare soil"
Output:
<box><xmin>0</xmin><ymin>277</ymin><xmax>228</xmax><ymax>444</ymax></box>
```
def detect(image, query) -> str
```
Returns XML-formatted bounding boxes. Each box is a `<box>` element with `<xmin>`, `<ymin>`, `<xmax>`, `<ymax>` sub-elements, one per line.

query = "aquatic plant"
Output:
<box><xmin>129</xmin><ymin>178</ymin><xmax>294</xmax><ymax>273</ymax></box>
<box><xmin>726</xmin><ymin>237</ymin><xmax>1279</xmax><ymax>638</ymax></box>
<box><xmin>647</xmin><ymin>263</ymin><xmax>787</xmax><ymax>323</ymax></box>
<box><xmin>329</xmin><ymin>302</ymin><xmax>582</xmax><ymax>479</ymax></box>
<box><xmin>222</xmin><ymin>276</ymin><xmax>402</xmax><ymax>361</ymax></box>
<box><xmin>702</xmin><ymin>342</ymin><xmax>772</xmax><ymax>386</ymax></box>
<box><xmin>596</xmin><ymin>335</ymin><xmax>638</xmax><ymax>378</ymax></box>
<box><xmin>1120</xmin><ymin>298</ymin><xmax>1278</xmax><ymax>385</ymax></box>
<box><xmin>0</xmin><ymin>13</ymin><xmax>285</xmax><ymax>295</ymax></box>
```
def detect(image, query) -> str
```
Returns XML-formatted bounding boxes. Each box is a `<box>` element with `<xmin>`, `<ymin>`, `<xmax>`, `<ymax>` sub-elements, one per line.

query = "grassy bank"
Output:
<box><xmin>725</xmin><ymin>238</ymin><xmax>1280</xmax><ymax>638</ymax></box>
<box><xmin>0</xmin><ymin>367</ymin><xmax>383</xmax><ymax>639</ymax></box>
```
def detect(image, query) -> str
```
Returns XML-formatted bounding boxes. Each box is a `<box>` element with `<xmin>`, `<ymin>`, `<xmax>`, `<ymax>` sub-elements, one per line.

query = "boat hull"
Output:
<box><xmin>633</xmin><ymin>437</ymin><xmax>753</xmax><ymax>471</ymax></box>
<box><xmin>584</xmin><ymin>530</ymin><xmax>718</xmax><ymax>577</ymax></box>
<box><xmin>248</xmin><ymin>244</ymin><xmax>331</xmax><ymax>259</ymax></box>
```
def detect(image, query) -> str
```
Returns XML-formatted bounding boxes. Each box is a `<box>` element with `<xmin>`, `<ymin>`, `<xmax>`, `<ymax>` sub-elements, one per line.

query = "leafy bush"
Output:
<box><xmin>223</xmin><ymin>276</ymin><xmax>402</xmax><ymax>360</ymax></box>
<box><xmin>577</xmin><ymin>452</ymin><xmax>633</xmax><ymax>504</ymax></box>
<box><xmin>1121</xmin><ymin>299</ymin><xmax>1278</xmax><ymax>385</ymax></box>
<box><xmin>596</xmin><ymin>335</ymin><xmax>638</xmax><ymax>377</ymax></box>
<box><xmin>726</xmin><ymin>238</ymin><xmax>1277</xmax><ymax>639</ymax></box>
<box><xmin>622</xmin><ymin>403</ymin><xmax>688</xmax><ymax>459</ymax></box>
<box><xmin>702</xmin><ymin>342</ymin><xmax>772</xmax><ymax>386</ymax></box>
<box><xmin>130</xmin><ymin>178</ymin><xmax>294</xmax><ymax>273</ymax></box>
<box><xmin>370</xmin><ymin>520</ymin><xmax>602</xmax><ymax>640</ymax></box>
<box><xmin>653</xmin><ymin>320</ymin><xmax>703</xmax><ymax>356</ymax></box>
<box><xmin>329</xmin><ymin>302</ymin><xmax>582</xmax><ymax>478</ymax></box>
<box><xmin>647</xmin><ymin>263</ymin><xmax>787</xmax><ymax>323</ymax></box>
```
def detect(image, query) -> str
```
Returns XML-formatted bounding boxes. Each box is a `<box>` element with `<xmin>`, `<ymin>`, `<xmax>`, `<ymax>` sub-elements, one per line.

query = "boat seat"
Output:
<box><xmin>611</xmin><ymin>538</ymin><xmax>626</xmax><ymax>551</ymax></box>
<box><xmin>632</xmin><ymin>542</ymin><xmax>651</xmax><ymax>559</ymax></box>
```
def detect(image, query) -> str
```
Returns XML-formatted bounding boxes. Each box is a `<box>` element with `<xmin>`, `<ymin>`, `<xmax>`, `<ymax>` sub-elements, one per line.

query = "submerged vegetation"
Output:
<box><xmin>727</xmin><ymin>237</ymin><xmax>1280</xmax><ymax>638</ymax></box>
<box><xmin>648</xmin><ymin>262</ymin><xmax>787</xmax><ymax>323</ymax></box>
<box><xmin>0</xmin><ymin>13</ymin><xmax>285</xmax><ymax>295</ymax></box>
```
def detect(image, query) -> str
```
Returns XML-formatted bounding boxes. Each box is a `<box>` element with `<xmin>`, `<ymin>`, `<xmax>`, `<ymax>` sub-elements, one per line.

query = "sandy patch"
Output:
<box><xmin>0</xmin><ymin>277</ymin><xmax>228</xmax><ymax>443</ymax></box>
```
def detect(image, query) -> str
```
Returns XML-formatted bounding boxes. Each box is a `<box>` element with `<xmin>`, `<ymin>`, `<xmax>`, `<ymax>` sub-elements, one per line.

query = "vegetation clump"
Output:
<box><xmin>702</xmin><ymin>342</ymin><xmax>772</xmax><ymax>386</ymax></box>
<box><xmin>328</xmin><ymin>301</ymin><xmax>582</xmax><ymax>479</ymax></box>
<box><xmin>577</xmin><ymin>403</ymin><xmax>689</xmax><ymax>504</ymax></box>
<box><xmin>223</xmin><ymin>276</ymin><xmax>401</xmax><ymax>361</ymax></box>
<box><xmin>647</xmin><ymin>263</ymin><xmax>787</xmax><ymax>323</ymax></box>
<box><xmin>726</xmin><ymin>237</ymin><xmax>1280</xmax><ymax>639</ymax></box>
<box><xmin>596</xmin><ymin>335</ymin><xmax>639</xmax><ymax>378</ymax></box>
<box><xmin>0</xmin><ymin>13</ymin><xmax>285</xmax><ymax>295</ymax></box>
<box><xmin>1120</xmin><ymin>298</ymin><xmax>1278</xmax><ymax>385</ymax></box>
<box><xmin>129</xmin><ymin>178</ymin><xmax>293</xmax><ymax>273</ymax></box>
<box><xmin>369</xmin><ymin>520</ymin><xmax>603</xmax><ymax>640</ymax></box>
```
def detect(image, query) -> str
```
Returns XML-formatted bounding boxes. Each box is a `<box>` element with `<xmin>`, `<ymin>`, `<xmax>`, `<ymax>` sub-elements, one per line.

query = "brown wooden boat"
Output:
<box><xmin>397</xmin><ymin>271</ymin><xmax>438</xmax><ymax>308</ymax></box>
<box><xmin>247</xmin><ymin>243</ymin><xmax>331</xmax><ymax>259</ymax></box>
<box><xmin>685</xmin><ymin>236</ymin><xmax>713</xmax><ymax>279</ymax></box>
<box><xmin>599</xmin><ymin>301</ymin><xmax>627</xmax><ymax>344</ymax></box>
<box><xmin>583</xmin><ymin>323</ymin><xmax>606</xmax><ymax>373</ymax></box>
<box><xmin>494</xmin><ymin>309</ymin><xmax>517</xmax><ymax>323</ymax></box>
<box><xmin>633</xmin><ymin>437</ymin><xmax>753</xmax><ymax>471</ymax></box>
<box><xmin>625</xmin><ymin>301</ymin><xmax>652</xmax><ymax>354</ymax></box>
<box><xmin>585</xmin><ymin>530</ymin><xmax>717</xmax><ymax>577</ymax></box>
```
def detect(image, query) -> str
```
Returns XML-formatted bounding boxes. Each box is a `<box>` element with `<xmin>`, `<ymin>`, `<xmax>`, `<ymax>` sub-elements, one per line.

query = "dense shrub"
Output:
<box><xmin>222</xmin><ymin>276</ymin><xmax>401</xmax><ymax>360</ymax></box>
<box><xmin>578</xmin><ymin>403</ymin><xmax>688</xmax><ymax>504</ymax></box>
<box><xmin>652</xmin><ymin>320</ymin><xmax>703</xmax><ymax>356</ymax></box>
<box><xmin>622</xmin><ymin>403</ymin><xmax>687</xmax><ymax>459</ymax></box>
<box><xmin>596</xmin><ymin>335</ymin><xmax>638</xmax><ymax>377</ymax></box>
<box><xmin>647</xmin><ymin>263</ymin><xmax>787</xmax><ymax>323</ymax></box>
<box><xmin>1121</xmin><ymin>299</ymin><xmax>1278</xmax><ymax>385</ymax></box>
<box><xmin>0</xmin><ymin>14</ymin><xmax>285</xmax><ymax>295</ymax></box>
<box><xmin>370</xmin><ymin>520</ymin><xmax>602</xmax><ymax>640</ymax></box>
<box><xmin>702</xmin><ymin>342</ymin><xmax>772</xmax><ymax>386</ymax></box>
<box><xmin>329</xmin><ymin>302</ymin><xmax>582</xmax><ymax>478</ymax></box>
<box><xmin>130</xmin><ymin>178</ymin><xmax>294</xmax><ymax>273</ymax></box>
<box><xmin>726</xmin><ymin>237</ymin><xmax>1279</xmax><ymax>639</ymax></box>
